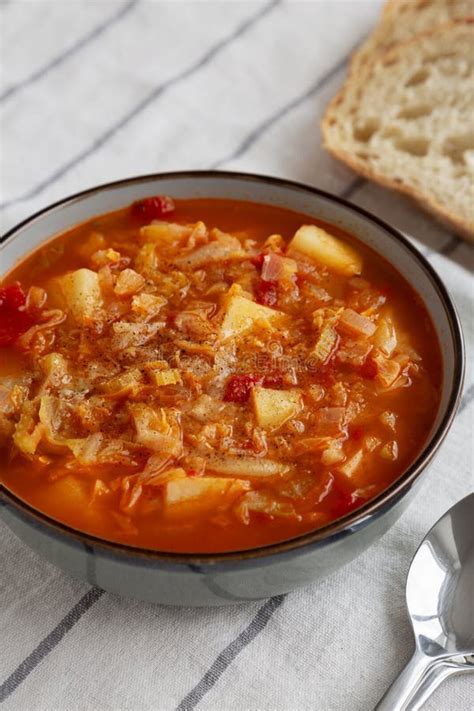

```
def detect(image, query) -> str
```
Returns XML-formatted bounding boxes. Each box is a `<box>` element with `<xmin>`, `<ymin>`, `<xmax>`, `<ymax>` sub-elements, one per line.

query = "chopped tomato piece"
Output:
<box><xmin>131</xmin><ymin>195</ymin><xmax>175</xmax><ymax>220</ymax></box>
<box><xmin>223</xmin><ymin>372</ymin><xmax>283</xmax><ymax>403</ymax></box>
<box><xmin>250</xmin><ymin>253</ymin><xmax>266</xmax><ymax>270</ymax></box>
<box><xmin>254</xmin><ymin>279</ymin><xmax>278</xmax><ymax>307</ymax></box>
<box><xmin>223</xmin><ymin>375</ymin><xmax>262</xmax><ymax>403</ymax></box>
<box><xmin>0</xmin><ymin>283</ymin><xmax>35</xmax><ymax>347</ymax></box>
<box><xmin>261</xmin><ymin>373</ymin><xmax>283</xmax><ymax>389</ymax></box>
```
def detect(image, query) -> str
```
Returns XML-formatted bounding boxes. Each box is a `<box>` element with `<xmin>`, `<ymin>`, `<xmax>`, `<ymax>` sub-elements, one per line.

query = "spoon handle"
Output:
<box><xmin>374</xmin><ymin>650</ymin><xmax>434</xmax><ymax>711</ymax></box>
<box><xmin>406</xmin><ymin>658</ymin><xmax>474</xmax><ymax>711</ymax></box>
<box><xmin>374</xmin><ymin>652</ymin><xmax>474</xmax><ymax>711</ymax></box>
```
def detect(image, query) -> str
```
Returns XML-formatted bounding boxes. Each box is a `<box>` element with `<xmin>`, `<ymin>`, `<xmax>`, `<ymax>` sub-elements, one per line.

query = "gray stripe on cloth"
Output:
<box><xmin>0</xmin><ymin>0</ymin><xmax>139</xmax><ymax>104</ymax></box>
<box><xmin>176</xmin><ymin>595</ymin><xmax>285</xmax><ymax>711</ymax></box>
<box><xmin>1</xmin><ymin>22</ymin><xmax>467</xmax><ymax>698</ymax></box>
<box><xmin>339</xmin><ymin>176</ymin><xmax>365</xmax><ymax>200</ymax></box>
<box><xmin>211</xmin><ymin>51</ymin><xmax>352</xmax><ymax>169</ymax></box>
<box><xmin>0</xmin><ymin>0</ymin><xmax>279</xmax><ymax>213</ymax></box>
<box><xmin>438</xmin><ymin>235</ymin><xmax>461</xmax><ymax>256</ymax></box>
<box><xmin>0</xmin><ymin>588</ymin><xmax>104</xmax><ymax>703</ymax></box>
<box><xmin>424</xmin><ymin>235</ymin><xmax>462</xmax><ymax>259</ymax></box>
<box><xmin>459</xmin><ymin>383</ymin><xmax>474</xmax><ymax>414</ymax></box>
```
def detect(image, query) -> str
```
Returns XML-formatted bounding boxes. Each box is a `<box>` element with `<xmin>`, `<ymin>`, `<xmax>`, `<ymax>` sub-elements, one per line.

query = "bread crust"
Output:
<box><xmin>348</xmin><ymin>0</ymin><xmax>473</xmax><ymax>76</ymax></box>
<box><xmin>321</xmin><ymin>18</ymin><xmax>474</xmax><ymax>243</ymax></box>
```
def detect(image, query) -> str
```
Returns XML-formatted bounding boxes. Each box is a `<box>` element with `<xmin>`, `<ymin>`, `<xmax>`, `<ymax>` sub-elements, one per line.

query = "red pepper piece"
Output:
<box><xmin>254</xmin><ymin>279</ymin><xmax>278</xmax><ymax>307</ymax></box>
<box><xmin>223</xmin><ymin>374</ymin><xmax>263</xmax><ymax>403</ymax></box>
<box><xmin>131</xmin><ymin>195</ymin><xmax>175</xmax><ymax>221</ymax></box>
<box><xmin>187</xmin><ymin>469</ymin><xmax>201</xmax><ymax>478</ymax></box>
<box><xmin>0</xmin><ymin>283</ymin><xmax>35</xmax><ymax>347</ymax></box>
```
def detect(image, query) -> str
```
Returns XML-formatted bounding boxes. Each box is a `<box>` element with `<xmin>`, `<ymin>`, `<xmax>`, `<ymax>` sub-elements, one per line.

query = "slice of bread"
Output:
<box><xmin>322</xmin><ymin>20</ymin><xmax>474</xmax><ymax>241</ymax></box>
<box><xmin>350</xmin><ymin>0</ymin><xmax>474</xmax><ymax>76</ymax></box>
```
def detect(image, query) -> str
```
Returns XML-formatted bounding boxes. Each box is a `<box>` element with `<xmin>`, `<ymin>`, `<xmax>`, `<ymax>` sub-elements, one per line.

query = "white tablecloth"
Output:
<box><xmin>1</xmin><ymin>2</ymin><xmax>473</xmax><ymax>709</ymax></box>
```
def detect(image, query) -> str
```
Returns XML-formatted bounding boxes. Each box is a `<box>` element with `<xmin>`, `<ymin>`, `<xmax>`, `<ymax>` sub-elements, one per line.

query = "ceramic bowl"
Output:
<box><xmin>0</xmin><ymin>171</ymin><xmax>465</xmax><ymax>606</ymax></box>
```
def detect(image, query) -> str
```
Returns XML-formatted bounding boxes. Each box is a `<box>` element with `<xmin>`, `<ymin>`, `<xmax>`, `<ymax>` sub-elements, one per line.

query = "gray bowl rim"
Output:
<box><xmin>0</xmin><ymin>170</ymin><xmax>465</xmax><ymax>568</ymax></box>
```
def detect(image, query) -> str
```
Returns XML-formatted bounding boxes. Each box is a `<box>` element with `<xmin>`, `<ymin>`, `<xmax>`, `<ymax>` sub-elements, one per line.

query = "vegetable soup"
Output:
<box><xmin>0</xmin><ymin>197</ymin><xmax>441</xmax><ymax>552</ymax></box>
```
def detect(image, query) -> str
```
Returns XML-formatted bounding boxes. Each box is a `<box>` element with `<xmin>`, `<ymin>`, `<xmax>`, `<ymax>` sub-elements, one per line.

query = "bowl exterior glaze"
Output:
<box><xmin>0</xmin><ymin>172</ymin><xmax>464</xmax><ymax>606</ymax></box>
<box><xmin>0</xmin><ymin>482</ymin><xmax>413</xmax><ymax>606</ymax></box>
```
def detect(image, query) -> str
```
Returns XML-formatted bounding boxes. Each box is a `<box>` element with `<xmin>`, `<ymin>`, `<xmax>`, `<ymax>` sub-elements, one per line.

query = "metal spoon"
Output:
<box><xmin>375</xmin><ymin>492</ymin><xmax>474</xmax><ymax>710</ymax></box>
<box><xmin>405</xmin><ymin>654</ymin><xmax>474</xmax><ymax>710</ymax></box>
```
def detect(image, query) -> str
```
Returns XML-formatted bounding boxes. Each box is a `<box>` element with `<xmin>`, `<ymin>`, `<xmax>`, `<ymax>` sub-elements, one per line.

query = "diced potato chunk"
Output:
<box><xmin>46</xmin><ymin>476</ymin><xmax>88</xmax><ymax>509</ymax></box>
<box><xmin>50</xmin><ymin>269</ymin><xmax>103</xmax><ymax>325</ymax></box>
<box><xmin>321</xmin><ymin>447</ymin><xmax>346</xmax><ymax>466</ymax></box>
<box><xmin>338</xmin><ymin>449</ymin><xmax>363</xmax><ymax>479</ymax></box>
<box><xmin>364</xmin><ymin>435</ymin><xmax>381</xmax><ymax>452</ymax></box>
<box><xmin>164</xmin><ymin>477</ymin><xmax>249</xmax><ymax>518</ymax></box>
<box><xmin>139</xmin><ymin>222</ymin><xmax>192</xmax><ymax>244</ymax></box>
<box><xmin>208</xmin><ymin>456</ymin><xmax>291</xmax><ymax>477</ymax></box>
<box><xmin>379</xmin><ymin>410</ymin><xmax>397</xmax><ymax>431</ymax></box>
<box><xmin>220</xmin><ymin>294</ymin><xmax>281</xmax><ymax>341</ymax></box>
<box><xmin>288</xmin><ymin>225</ymin><xmax>362</xmax><ymax>276</ymax></box>
<box><xmin>252</xmin><ymin>387</ymin><xmax>302</xmax><ymax>430</ymax></box>
<box><xmin>380</xmin><ymin>441</ymin><xmax>399</xmax><ymax>461</ymax></box>
<box><xmin>45</xmin><ymin>476</ymin><xmax>103</xmax><ymax>527</ymax></box>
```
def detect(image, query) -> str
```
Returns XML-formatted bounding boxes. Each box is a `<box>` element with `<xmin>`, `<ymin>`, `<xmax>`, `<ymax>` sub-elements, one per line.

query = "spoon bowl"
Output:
<box><xmin>376</xmin><ymin>492</ymin><xmax>474</xmax><ymax>710</ymax></box>
<box><xmin>407</xmin><ymin>491</ymin><xmax>474</xmax><ymax>658</ymax></box>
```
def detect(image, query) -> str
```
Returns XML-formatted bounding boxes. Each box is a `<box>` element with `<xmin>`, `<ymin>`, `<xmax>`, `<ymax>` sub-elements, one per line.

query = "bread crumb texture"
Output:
<box><xmin>322</xmin><ymin>17</ymin><xmax>474</xmax><ymax>241</ymax></box>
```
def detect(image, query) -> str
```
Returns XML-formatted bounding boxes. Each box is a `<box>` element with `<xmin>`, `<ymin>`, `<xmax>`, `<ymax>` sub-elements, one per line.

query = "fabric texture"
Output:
<box><xmin>0</xmin><ymin>2</ymin><xmax>473</xmax><ymax>709</ymax></box>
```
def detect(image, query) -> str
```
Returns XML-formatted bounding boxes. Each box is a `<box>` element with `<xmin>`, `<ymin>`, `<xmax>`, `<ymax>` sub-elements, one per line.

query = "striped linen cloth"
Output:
<box><xmin>0</xmin><ymin>1</ymin><xmax>473</xmax><ymax>709</ymax></box>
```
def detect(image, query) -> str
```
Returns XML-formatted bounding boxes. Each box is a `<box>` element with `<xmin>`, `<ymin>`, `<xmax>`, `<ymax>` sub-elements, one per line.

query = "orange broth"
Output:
<box><xmin>0</xmin><ymin>198</ymin><xmax>441</xmax><ymax>552</ymax></box>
